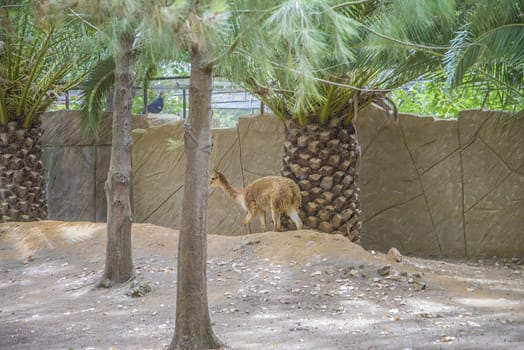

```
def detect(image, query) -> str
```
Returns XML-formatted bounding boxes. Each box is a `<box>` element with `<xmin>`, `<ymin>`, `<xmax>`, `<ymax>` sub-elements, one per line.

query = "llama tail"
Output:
<box><xmin>288</xmin><ymin>207</ymin><xmax>303</xmax><ymax>230</ymax></box>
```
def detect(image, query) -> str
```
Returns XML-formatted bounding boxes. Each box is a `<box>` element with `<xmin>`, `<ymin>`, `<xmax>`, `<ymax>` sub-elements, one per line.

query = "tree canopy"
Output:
<box><xmin>0</xmin><ymin>0</ymin><xmax>91</xmax><ymax>128</ymax></box>
<box><xmin>444</xmin><ymin>0</ymin><xmax>524</xmax><ymax>108</ymax></box>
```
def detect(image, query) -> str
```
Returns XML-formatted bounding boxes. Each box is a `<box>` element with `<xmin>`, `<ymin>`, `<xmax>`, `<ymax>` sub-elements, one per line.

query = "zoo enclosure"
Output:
<box><xmin>41</xmin><ymin>107</ymin><xmax>524</xmax><ymax>259</ymax></box>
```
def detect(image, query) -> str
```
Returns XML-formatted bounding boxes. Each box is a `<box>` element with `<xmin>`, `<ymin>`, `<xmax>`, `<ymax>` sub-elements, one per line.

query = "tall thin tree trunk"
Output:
<box><xmin>99</xmin><ymin>32</ymin><xmax>135</xmax><ymax>287</ymax></box>
<box><xmin>170</xmin><ymin>44</ymin><xmax>223</xmax><ymax>350</ymax></box>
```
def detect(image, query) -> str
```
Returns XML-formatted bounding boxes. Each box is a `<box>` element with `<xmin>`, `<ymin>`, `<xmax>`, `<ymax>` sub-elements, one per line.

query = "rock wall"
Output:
<box><xmin>132</xmin><ymin>113</ymin><xmax>285</xmax><ymax>234</ymax></box>
<box><xmin>41</xmin><ymin>111</ymin><xmax>148</xmax><ymax>222</ymax></box>
<box><xmin>356</xmin><ymin>108</ymin><xmax>524</xmax><ymax>258</ymax></box>
<box><xmin>42</xmin><ymin>108</ymin><xmax>524</xmax><ymax>258</ymax></box>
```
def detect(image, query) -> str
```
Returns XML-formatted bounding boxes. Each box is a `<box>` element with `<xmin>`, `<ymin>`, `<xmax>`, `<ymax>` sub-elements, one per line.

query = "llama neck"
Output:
<box><xmin>218</xmin><ymin>177</ymin><xmax>242</xmax><ymax>205</ymax></box>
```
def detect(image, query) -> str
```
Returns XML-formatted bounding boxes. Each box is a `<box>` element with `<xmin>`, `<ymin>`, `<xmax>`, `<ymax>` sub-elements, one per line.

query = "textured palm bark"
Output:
<box><xmin>99</xmin><ymin>32</ymin><xmax>135</xmax><ymax>286</ymax></box>
<box><xmin>0</xmin><ymin>122</ymin><xmax>47</xmax><ymax>222</ymax></box>
<box><xmin>170</xmin><ymin>46</ymin><xmax>223</xmax><ymax>350</ymax></box>
<box><xmin>282</xmin><ymin>116</ymin><xmax>362</xmax><ymax>242</ymax></box>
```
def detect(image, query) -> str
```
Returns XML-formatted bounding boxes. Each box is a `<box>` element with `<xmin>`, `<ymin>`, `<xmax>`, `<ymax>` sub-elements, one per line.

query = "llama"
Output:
<box><xmin>210</xmin><ymin>169</ymin><xmax>303</xmax><ymax>233</ymax></box>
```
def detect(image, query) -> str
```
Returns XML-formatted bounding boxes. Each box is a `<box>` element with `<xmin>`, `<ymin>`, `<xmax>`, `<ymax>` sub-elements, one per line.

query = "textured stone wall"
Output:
<box><xmin>356</xmin><ymin>107</ymin><xmax>524</xmax><ymax>258</ymax></box>
<box><xmin>42</xmin><ymin>108</ymin><xmax>524</xmax><ymax>258</ymax></box>
<box><xmin>132</xmin><ymin>113</ymin><xmax>285</xmax><ymax>234</ymax></box>
<box><xmin>41</xmin><ymin>111</ymin><xmax>148</xmax><ymax>222</ymax></box>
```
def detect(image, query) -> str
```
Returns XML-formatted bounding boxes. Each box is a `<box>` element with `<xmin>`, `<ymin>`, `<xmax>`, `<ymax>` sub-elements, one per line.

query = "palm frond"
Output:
<box><xmin>444</xmin><ymin>0</ymin><xmax>524</xmax><ymax>107</ymax></box>
<box><xmin>221</xmin><ymin>0</ymin><xmax>461</xmax><ymax>124</ymax></box>
<box><xmin>79</xmin><ymin>56</ymin><xmax>115</xmax><ymax>138</ymax></box>
<box><xmin>0</xmin><ymin>1</ymin><xmax>94</xmax><ymax>128</ymax></box>
<box><xmin>0</xmin><ymin>88</ymin><xmax>7</xmax><ymax>125</ymax></box>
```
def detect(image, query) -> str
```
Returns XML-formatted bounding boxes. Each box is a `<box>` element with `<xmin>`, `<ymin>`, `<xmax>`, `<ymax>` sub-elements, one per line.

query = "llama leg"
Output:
<box><xmin>258</xmin><ymin>211</ymin><xmax>267</xmax><ymax>232</ymax></box>
<box><xmin>244</xmin><ymin>211</ymin><xmax>255</xmax><ymax>234</ymax></box>
<box><xmin>271</xmin><ymin>208</ymin><xmax>282</xmax><ymax>232</ymax></box>
<box><xmin>288</xmin><ymin>207</ymin><xmax>303</xmax><ymax>230</ymax></box>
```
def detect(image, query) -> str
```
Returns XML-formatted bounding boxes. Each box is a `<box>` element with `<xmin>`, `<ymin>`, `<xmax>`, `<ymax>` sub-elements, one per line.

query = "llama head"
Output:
<box><xmin>209</xmin><ymin>169</ymin><xmax>222</xmax><ymax>188</ymax></box>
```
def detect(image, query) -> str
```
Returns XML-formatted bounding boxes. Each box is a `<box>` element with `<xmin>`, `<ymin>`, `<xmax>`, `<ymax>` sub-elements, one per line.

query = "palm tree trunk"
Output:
<box><xmin>99</xmin><ymin>31</ymin><xmax>135</xmax><ymax>286</ymax></box>
<box><xmin>0</xmin><ymin>121</ymin><xmax>47</xmax><ymax>222</ymax></box>
<box><xmin>282</xmin><ymin>115</ymin><xmax>362</xmax><ymax>242</ymax></box>
<box><xmin>170</xmin><ymin>42</ymin><xmax>223</xmax><ymax>350</ymax></box>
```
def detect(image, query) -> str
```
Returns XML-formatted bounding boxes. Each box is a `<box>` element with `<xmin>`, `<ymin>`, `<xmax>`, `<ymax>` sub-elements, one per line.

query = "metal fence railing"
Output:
<box><xmin>53</xmin><ymin>76</ymin><xmax>264</xmax><ymax>128</ymax></box>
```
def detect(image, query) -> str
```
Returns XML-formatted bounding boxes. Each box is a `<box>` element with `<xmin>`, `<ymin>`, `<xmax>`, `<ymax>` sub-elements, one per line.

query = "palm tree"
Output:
<box><xmin>444</xmin><ymin>0</ymin><xmax>524</xmax><ymax>108</ymax></box>
<box><xmin>0</xmin><ymin>0</ymin><xmax>89</xmax><ymax>222</ymax></box>
<box><xmin>222</xmin><ymin>0</ymin><xmax>457</xmax><ymax>242</ymax></box>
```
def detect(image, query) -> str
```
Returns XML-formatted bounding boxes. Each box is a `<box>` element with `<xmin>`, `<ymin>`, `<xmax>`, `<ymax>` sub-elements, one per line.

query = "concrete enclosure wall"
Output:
<box><xmin>356</xmin><ymin>108</ymin><xmax>524</xmax><ymax>258</ymax></box>
<box><xmin>42</xmin><ymin>108</ymin><xmax>524</xmax><ymax>258</ymax></box>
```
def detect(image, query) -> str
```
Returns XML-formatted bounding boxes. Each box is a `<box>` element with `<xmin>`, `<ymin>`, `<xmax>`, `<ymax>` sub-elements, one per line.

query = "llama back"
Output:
<box><xmin>245</xmin><ymin>176</ymin><xmax>301</xmax><ymax>209</ymax></box>
<box><xmin>243</xmin><ymin>177</ymin><xmax>279</xmax><ymax>207</ymax></box>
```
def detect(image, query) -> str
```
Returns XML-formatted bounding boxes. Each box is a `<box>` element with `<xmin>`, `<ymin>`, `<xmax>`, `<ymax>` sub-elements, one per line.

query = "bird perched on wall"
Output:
<box><xmin>147</xmin><ymin>93</ymin><xmax>164</xmax><ymax>113</ymax></box>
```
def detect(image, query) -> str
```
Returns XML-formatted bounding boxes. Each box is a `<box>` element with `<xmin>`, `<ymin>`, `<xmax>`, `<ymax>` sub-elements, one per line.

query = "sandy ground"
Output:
<box><xmin>0</xmin><ymin>221</ymin><xmax>523</xmax><ymax>350</ymax></box>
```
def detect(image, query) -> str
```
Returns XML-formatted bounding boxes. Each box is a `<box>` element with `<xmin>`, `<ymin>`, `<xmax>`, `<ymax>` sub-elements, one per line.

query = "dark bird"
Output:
<box><xmin>147</xmin><ymin>94</ymin><xmax>164</xmax><ymax>113</ymax></box>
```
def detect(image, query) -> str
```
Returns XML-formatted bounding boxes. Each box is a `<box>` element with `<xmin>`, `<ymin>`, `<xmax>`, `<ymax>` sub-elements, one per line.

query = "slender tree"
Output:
<box><xmin>170</xmin><ymin>23</ymin><xmax>223</xmax><ymax>350</ymax></box>
<box><xmin>41</xmin><ymin>0</ymin><xmax>170</xmax><ymax>286</ymax></box>
<box><xmin>160</xmin><ymin>3</ymin><xmax>229</xmax><ymax>348</ymax></box>
<box><xmin>74</xmin><ymin>0</ymin><xmax>228</xmax><ymax>344</ymax></box>
<box><xmin>100</xmin><ymin>29</ymin><xmax>136</xmax><ymax>286</ymax></box>
<box><xmin>54</xmin><ymin>2</ymin><xmax>222</xmax><ymax>343</ymax></box>
<box><xmin>68</xmin><ymin>2</ymin><xmax>141</xmax><ymax>287</ymax></box>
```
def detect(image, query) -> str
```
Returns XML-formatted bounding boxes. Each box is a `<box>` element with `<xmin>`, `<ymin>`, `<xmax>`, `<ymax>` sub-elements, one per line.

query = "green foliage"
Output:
<box><xmin>444</xmin><ymin>0</ymin><xmax>524</xmax><ymax>107</ymax></box>
<box><xmin>70</xmin><ymin>0</ymin><xmax>194</xmax><ymax>135</ymax></box>
<box><xmin>0</xmin><ymin>0</ymin><xmax>91</xmax><ymax>128</ymax></box>
<box><xmin>212</xmin><ymin>109</ymin><xmax>252</xmax><ymax>128</ymax></box>
<box><xmin>392</xmin><ymin>79</ymin><xmax>520</xmax><ymax>119</ymax></box>
<box><xmin>222</xmin><ymin>0</ymin><xmax>459</xmax><ymax>126</ymax></box>
<box><xmin>223</xmin><ymin>0</ymin><xmax>359</xmax><ymax>123</ymax></box>
<box><xmin>79</xmin><ymin>56</ymin><xmax>115</xmax><ymax>137</ymax></box>
<box><xmin>38</xmin><ymin>0</ymin><xmax>187</xmax><ymax>137</ymax></box>
<box><xmin>128</xmin><ymin>280</ymin><xmax>152</xmax><ymax>297</ymax></box>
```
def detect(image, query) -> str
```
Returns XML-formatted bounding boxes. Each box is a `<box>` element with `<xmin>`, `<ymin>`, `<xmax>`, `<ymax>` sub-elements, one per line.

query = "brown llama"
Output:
<box><xmin>210</xmin><ymin>169</ymin><xmax>303</xmax><ymax>233</ymax></box>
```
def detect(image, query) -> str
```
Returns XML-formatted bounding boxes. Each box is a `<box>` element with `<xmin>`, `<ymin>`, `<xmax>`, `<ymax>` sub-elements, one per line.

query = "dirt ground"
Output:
<box><xmin>1</xmin><ymin>221</ymin><xmax>523</xmax><ymax>350</ymax></box>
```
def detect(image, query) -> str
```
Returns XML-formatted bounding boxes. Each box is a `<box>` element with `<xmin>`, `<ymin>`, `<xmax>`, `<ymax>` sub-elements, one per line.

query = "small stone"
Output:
<box><xmin>440</xmin><ymin>335</ymin><xmax>456</xmax><ymax>343</ymax></box>
<box><xmin>387</xmin><ymin>248</ymin><xmax>402</xmax><ymax>263</ymax></box>
<box><xmin>377</xmin><ymin>265</ymin><xmax>391</xmax><ymax>276</ymax></box>
<box><xmin>100</xmin><ymin>278</ymin><xmax>111</xmax><ymax>288</ymax></box>
<box><xmin>128</xmin><ymin>281</ymin><xmax>152</xmax><ymax>297</ymax></box>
